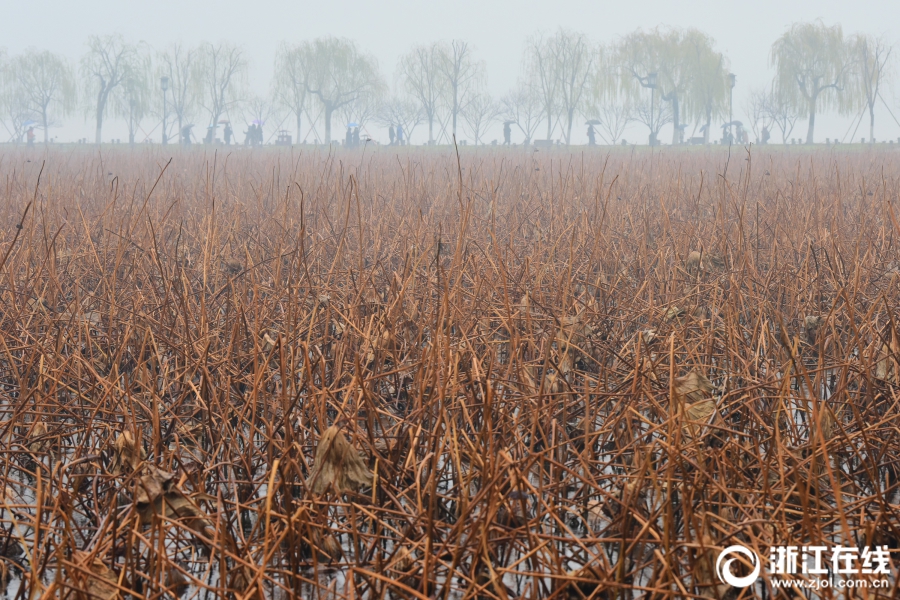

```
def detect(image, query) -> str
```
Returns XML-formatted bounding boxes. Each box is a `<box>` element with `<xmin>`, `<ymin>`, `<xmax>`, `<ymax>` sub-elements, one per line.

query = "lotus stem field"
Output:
<box><xmin>0</xmin><ymin>146</ymin><xmax>897</xmax><ymax>598</ymax></box>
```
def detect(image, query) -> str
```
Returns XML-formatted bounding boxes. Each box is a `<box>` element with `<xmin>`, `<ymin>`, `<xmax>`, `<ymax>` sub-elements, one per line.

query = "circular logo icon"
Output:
<box><xmin>716</xmin><ymin>544</ymin><xmax>761</xmax><ymax>588</ymax></box>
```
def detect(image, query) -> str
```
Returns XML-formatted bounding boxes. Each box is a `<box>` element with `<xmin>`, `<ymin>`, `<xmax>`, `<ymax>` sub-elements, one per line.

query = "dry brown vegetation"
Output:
<box><xmin>0</xmin><ymin>146</ymin><xmax>898</xmax><ymax>598</ymax></box>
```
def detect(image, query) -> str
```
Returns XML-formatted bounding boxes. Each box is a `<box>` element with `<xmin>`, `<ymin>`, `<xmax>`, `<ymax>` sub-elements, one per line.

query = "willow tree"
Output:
<box><xmin>398</xmin><ymin>43</ymin><xmax>444</xmax><ymax>144</ymax></box>
<box><xmin>11</xmin><ymin>50</ymin><xmax>76</xmax><ymax>144</ymax></box>
<box><xmin>682</xmin><ymin>31</ymin><xmax>729</xmax><ymax>143</ymax></box>
<box><xmin>849</xmin><ymin>34</ymin><xmax>892</xmax><ymax>144</ymax></box>
<box><xmin>114</xmin><ymin>52</ymin><xmax>151</xmax><ymax>145</ymax></box>
<box><xmin>81</xmin><ymin>34</ymin><xmax>142</xmax><ymax>144</ymax></box>
<box><xmin>770</xmin><ymin>22</ymin><xmax>853</xmax><ymax>144</ymax></box>
<box><xmin>301</xmin><ymin>37</ymin><xmax>385</xmax><ymax>144</ymax></box>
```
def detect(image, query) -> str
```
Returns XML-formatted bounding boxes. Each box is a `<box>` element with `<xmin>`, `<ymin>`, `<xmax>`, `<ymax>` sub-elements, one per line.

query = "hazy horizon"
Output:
<box><xmin>3</xmin><ymin>0</ymin><xmax>900</xmax><ymax>145</ymax></box>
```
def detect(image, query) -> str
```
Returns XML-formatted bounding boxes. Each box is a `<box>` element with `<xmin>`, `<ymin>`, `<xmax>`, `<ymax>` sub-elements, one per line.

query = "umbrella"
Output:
<box><xmin>23</xmin><ymin>120</ymin><xmax>38</xmax><ymax>128</ymax></box>
<box><xmin>503</xmin><ymin>120</ymin><xmax>517</xmax><ymax>125</ymax></box>
<box><xmin>252</xmin><ymin>119</ymin><xmax>265</xmax><ymax>126</ymax></box>
<box><xmin>585</xmin><ymin>119</ymin><xmax>601</xmax><ymax>125</ymax></box>
<box><xmin>346</xmin><ymin>122</ymin><xmax>359</xmax><ymax>128</ymax></box>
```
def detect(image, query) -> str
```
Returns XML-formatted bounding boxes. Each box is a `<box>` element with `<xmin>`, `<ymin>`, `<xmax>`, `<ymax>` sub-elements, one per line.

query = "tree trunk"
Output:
<box><xmin>297</xmin><ymin>111</ymin><xmax>302</xmax><ymax>144</ymax></box>
<box><xmin>95</xmin><ymin>90</ymin><xmax>105</xmax><ymax>145</ymax></box>
<box><xmin>869</xmin><ymin>102</ymin><xmax>876</xmax><ymax>143</ymax></box>
<box><xmin>703</xmin><ymin>108</ymin><xmax>711</xmax><ymax>144</ymax></box>
<box><xmin>670</xmin><ymin>95</ymin><xmax>680</xmax><ymax>145</ymax></box>
<box><xmin>452</xmin><ymin>86</ymin><xmax>459</xmax><ymax>139</ymax></box>
<box><xmin>428</xmin><ymin>114</ymin><xmax>434</xmax><ymax>145</ymax></box>
<box><xmin>566</xmin><ymin>108</ymin><xmax>574</xmax><ymax>145</ymax></box>
<box><xmin>546</xmin><ymin>106</ymin><xmax>552</xmax><ymax>140</ymax></box>
<box><xmin>42</xmin><ymin>107</ymin><xmax>49</xmax><ymax>145</ymax></box>
<box><xmin>805</xmin><ymin>97</ymin><xmax>816</xmax><ymax>144</ymax></box>
<box><xmin>324</xmin><ymin>105</ymin><xmax>333</xmax><ymax>143</ymax></box>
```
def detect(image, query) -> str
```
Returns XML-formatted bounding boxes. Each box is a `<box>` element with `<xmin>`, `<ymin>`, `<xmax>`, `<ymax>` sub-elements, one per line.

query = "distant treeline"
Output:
<box><xmin>0</xmin><ymin>21</ymin><xmax>891</xmax><ymax>146</ymax></box>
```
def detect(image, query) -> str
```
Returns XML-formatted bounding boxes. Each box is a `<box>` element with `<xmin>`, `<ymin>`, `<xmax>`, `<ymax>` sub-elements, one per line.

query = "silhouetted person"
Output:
<box><xmin>243</xmin><ymin>124</ymin><xmax>254</xmax><ymax>146</ymax></box>
<box><xmin>587</xmin><ymin>124</ymin><xmax>596</xmax><ymax>146</ymax></box>
<box><xmin>345</xmin><ymin>127</ymin><xmax>352</xmax><ymax>147</ymax></box>
<box><xmin>224</xmin><ymin>123</ymin><xmax>233</xmax><ymax>145</ymax></box>
<box><xmin>396</xmin><ymin>124</ymin><xmax>404</xmax><ymax>146</ymax></box>
<box><xmin>181</xmin><ymin>125</ymin><xmax>193</xmax><ymax>146</ymax></box>
<box><xmin>204</xmin><ymin>125</ymin><xmax>215</xmax><ymax>144</ymax></box>
<box><xmin>255</xmin><ymin>124</ymin><xmax>263</xmax><ymax>145</ymax></box>
<box><xmin>389</xmin><ymin>125</ymin><xmax>395</xmax><ymax>145</ymax></box>
<box><xmin>353</xmin><ymin>127</ymin><xmax>360</xmax><ymax>147</ymax></box>
<box><xmin>761</xmin><ymin>126</ymin><xmax>770</xmax><ymax>145</ymax></box>
<box><xmin>503</xmin><ymin>122</ymin><xmax>511</xmax><ymax>145</ymax></box>
<box><xmin>26</xmin><ymin>127</ymin><xmax>35</xmax><ymax>147</ymax></box>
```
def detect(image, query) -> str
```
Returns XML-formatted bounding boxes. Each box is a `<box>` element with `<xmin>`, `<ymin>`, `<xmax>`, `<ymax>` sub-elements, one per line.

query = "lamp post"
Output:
<box><xmin>161</xmin><ymin>76</ymin><xmax>169</xmax><ymax>145</ymax></box>
<box><xmin>728</xmin><ymin>72</ymin><xmax>736</xmax><ymax>144</ymax></box>
<box><xmin>648</xmin><ymin>72</ymin><xmax>658</xmax><ymax>146</ymax></box>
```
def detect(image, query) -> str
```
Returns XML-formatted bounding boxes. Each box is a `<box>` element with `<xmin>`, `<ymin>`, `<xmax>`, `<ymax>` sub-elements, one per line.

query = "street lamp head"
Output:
<box><xmin>729</xmin><ymin>73</ymin><xmax>736</xmax><ymax>89</ymax></box>
<box><xmin>648</xmin><ymin>72</ymin><xmax>658</xmax><ymax>88</ymax></box>
<box><xmin>161</xmin><ymin>76</ymin><xmax>169</xmax><ymax>92</ymax></box>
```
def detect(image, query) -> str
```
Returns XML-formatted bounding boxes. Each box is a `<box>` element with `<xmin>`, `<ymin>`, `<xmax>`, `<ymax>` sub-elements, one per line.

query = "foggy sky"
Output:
<box><xmin>3</xmin><ymin>0</ymin><xmax>899</xmax><ymax>145</ymax></box>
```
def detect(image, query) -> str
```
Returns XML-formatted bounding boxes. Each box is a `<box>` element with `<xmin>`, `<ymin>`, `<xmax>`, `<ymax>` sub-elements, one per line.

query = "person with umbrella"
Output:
<box><xmin>223</xmin><ymin>121</ymin><xmax>233</xmax><ymax>145</ymax></box>
<box><xmin>503</xmin><ymin>121</ymin><xmax>512</xmax><ymax>145</ymax></box>
<box><xmin>26</xmin><ymin>126</ymin><xmax>35</xmax><ymax>147</ymax></box>
<box><xmin>353</xmin><ymin>127</ymin><xmax>360</xmax><ymax>147</ymax></box>
<box><xmin>181</xmin><ymin>124</ymin><xmax>194</xmax><ymax>146</ymax></box>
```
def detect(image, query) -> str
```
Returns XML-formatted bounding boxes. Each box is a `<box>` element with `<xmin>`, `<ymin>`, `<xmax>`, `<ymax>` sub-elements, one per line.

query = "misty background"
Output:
<box><xmin>2</xmin><ymin>0</ymin><xmax>899</xmax><ymax>146</ymax></box>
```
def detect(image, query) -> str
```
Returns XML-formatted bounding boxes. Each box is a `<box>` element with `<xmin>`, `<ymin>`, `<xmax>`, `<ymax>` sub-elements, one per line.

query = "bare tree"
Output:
<box><xmin>81</xmin><ymin>34</ymin><xmax>141</xmax><ymax>144</ymax></box>
<box><xmin>771</xmin><ymin>21</ymin><xmax>854</xmax><ymax>144</ymax></box>
<box><xmin>11</xmin><ymin>49</ymin><xmax>76</xmax><ymax>144</ymax></box>
<box><xmin>158</xmin><ymin>43</ymin><xmax>200</xmax><ymax>143</ymax></box>
<box><xmin>587</xmin><ymin>94</ymin><xmax>633</xmax><ymax>145</ymax></box>
<box><xmin>337</xmin><ymin>90</ymin><xmax>380</xmax><ymax>132</ymax></box>
<box><xmin>763</xmin><ymin>86</ymin><xmax>802</xmax><ymax>143</ymax></box>
<box><xmin>376</xmin><ymin>96</ymin><xmax>423</xmax><ymax>143</ymax></box>
<box><xmin>462</xmin><ymin>92</ymin><xmax>500</xmax><ymax>145</ymax></box>
<box><xmin>743</xmin><ymin>87</ymin><xmax>773</xmax><ymax>143</ymax></box>
<box><xmin>399</xmin><ymin>43</ymin><xmax>444</xmax><ymax>144</ymax></box>
<box><xmin>849</xmin><ymin>34</ymin><xmax>892</xmax><ymax>143</ymax></box>
<box><xmin>524</xmin><ymin>33</ymin><xmax>560</xmax><ymax>140</ymax></box>
<box><xmin>197</xmin><ymin>41</ymin><xmax>247</xmax><ymax>141</ymax></box>
<box><xmin>549</xmin><ymin>30</ymin><xmax>597</xmax><ymax>144</ymax></box>
<box><xmin>501</xmin><ymin>82</ymin><xmax>543</xmax><ymax>144</ymax></box>
<box><xmin>438</xmin><ymin>40</ymin><xmax>483</xmax><ymax>141</ymax></box>
<box><xmin>301</xmin><ymin>37</ymin><xmax>385</xmax><ymax>144</ymax></box>
<box><xmin>274</xmin><ymin>43</ymin><xmax>311</xmax><ymax>145</ymax></box>
<box><xmin>242</xmin><ymin>95</ymin><xmax>278</xmax><ymax>143</ymax></box>
<box><xmin>633</xmin><ymin>93</ymin><xmax>672</xmax><ymax>142</ymax></box>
